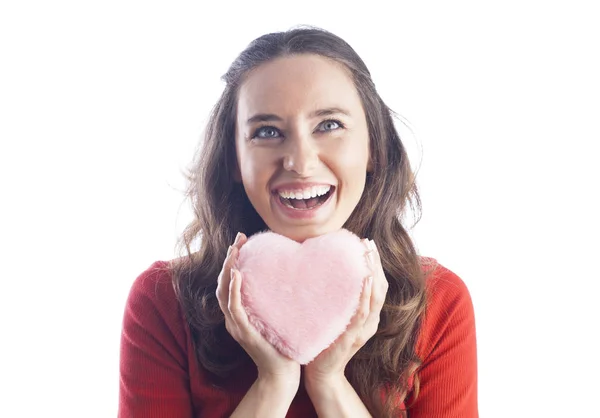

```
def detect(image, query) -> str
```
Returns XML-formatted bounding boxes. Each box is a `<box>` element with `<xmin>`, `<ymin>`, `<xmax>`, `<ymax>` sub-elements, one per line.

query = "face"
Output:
<box><xmin>235</xmin><ymin>54</ymin><xmax>370</xmax><ymax>242</ymax></box>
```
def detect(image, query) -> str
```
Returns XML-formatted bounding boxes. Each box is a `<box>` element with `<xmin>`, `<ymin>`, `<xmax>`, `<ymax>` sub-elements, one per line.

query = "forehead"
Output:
<box><xmin>237</xmin><ymin>54</ymin><xmax>362</xmax><ymax>119</ymax></box>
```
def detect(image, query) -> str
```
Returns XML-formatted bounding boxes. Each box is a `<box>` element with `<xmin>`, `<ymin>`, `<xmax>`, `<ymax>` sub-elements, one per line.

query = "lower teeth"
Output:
<box><xmin>281</xmin><ymin>193</ymin><xmax>328</xmax><ymax>210</ymax></box>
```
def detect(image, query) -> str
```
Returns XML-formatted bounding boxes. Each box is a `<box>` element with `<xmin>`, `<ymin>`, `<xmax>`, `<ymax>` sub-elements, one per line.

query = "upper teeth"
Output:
<box><xmin>278</xmin><ymin>185</ymin><xmax>331</xmax><ymax>200</ymax></box>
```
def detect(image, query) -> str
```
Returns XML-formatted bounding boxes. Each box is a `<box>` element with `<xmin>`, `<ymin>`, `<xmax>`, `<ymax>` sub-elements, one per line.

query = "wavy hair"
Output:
<box><xmin>171</xmin><ymin>26</ymin><xmax>430</xmax><ymax>417</ymax></box>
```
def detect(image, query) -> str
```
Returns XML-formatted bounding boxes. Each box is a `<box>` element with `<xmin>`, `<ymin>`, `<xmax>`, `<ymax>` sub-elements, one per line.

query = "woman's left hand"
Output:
<box><xmin>303</xmin><ymin>238</ymin><xmax>388</xmax><ymax>387</ymax></box>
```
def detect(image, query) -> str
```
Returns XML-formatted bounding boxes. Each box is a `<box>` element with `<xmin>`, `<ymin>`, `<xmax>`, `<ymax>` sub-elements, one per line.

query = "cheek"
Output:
<box><xmin>327</xmin><ymin>139</ymin><xmax>370</xmax><ymax>172</ymax></box>
<box><xmin>239</xmin><ymin>163</ymin><xmax>258</xmax><ymax>188</ymax></box>
<box><xmin>239</xmin><ymin>152</ymin><xmax>273</xmax><ymax>190</ymax></box>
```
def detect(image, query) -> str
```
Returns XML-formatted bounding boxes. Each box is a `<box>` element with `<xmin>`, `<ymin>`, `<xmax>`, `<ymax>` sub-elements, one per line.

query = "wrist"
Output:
<box><xmin>230</xmin><ymin>373</ymin><xmax>300</xmax><ymax>418</ymax></box>
<box><xmin>305</xmin><ymin>373</ymin><xmax>372</xmax><ymax>417</ymax></box>
<box><xmin>256</xmin><ymin>371</ymin><xmax>300</xmax><ymax>398</ymax></box>
<box><xmin>304</xmin><ymin>371</ymin><xmax>347</xmax><ymax>399</ymax></box>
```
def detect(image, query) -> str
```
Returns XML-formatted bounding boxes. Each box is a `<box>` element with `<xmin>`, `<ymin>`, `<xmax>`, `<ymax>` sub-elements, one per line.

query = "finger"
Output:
<box><xmin>228</xmin><ymin>268</ymin><xmax>251</xmax><ymax>330</ymax></box>
<box><xmin>217</xmin><ymin>246</ymin><xmax>236</xmax><ymax>291</ymax></box>
<box><xmin>232</xmin><ymin>232</ymin><xmax>248</xmax><ymax>251</ymax></box>
<box><xmin>363</xmin><ymin>309</ymin><xmax>382</xmax><ymax>338</ymax></box>
<box><xmin>362</xmin><ymin>240</ymin><xmax>386</xmax><ymax>324</ymax></box>
<box><xmin>335</xmin><ymin>276</ymin><xmax>375</xmax><ymax>351</ymax></box>
<box><xmin>368</xmin><ymin>239</ymin><xmax>388</xmax><ymax>291</ymax></box>
<box><xmin>216</xmin><ymin>246</ymin><xmax>239</xmax><ymax>314</ymax></box>
<box><xmin>365</xmin><ymin>239</ymin><xmax>381</xmax><ymax>271</ymax></box>
<box><xmin>369</xmin><ymin>273</ymin><xmax>387</xmax><ymax>314</ymax></box>
<box><xmin>219</xmin><ymin>233</ymin><xmax>247</xmax><ymax>310</ymax></box>
<box><xmin>364</xmin><ymin>288</ymin><xmax>385</xmax><ymax>336</ymax></box>
<box><xmin>365</xmin><ymin>248</ymin><xmax>376</xmax><ymax>273</ymax></box>
<box><xmin>361</xmin><ymin>237</ymin><xmax>370</xmax><ymax>250</ymax></box>
<box><xmin>368</xmin><ymin>239</ymin><xmax>379</xmax><ymax>266</ymax></box>
<box><xmin>216</xmin><ymin>271</ymin><xmax>231</xmax><ymax>318</ymax></box>
<box><xmin>351</xmin><ymin>276</ymin><xmax>373</xmax><ymax>329</ymax></box>
<box><xmin>372</xmin><ymin>250</ymin><xmax>388</xmax><ymax>307</ymax></box>
<box><xmin>365</xmin><ymin>242</ymin><xmax>387</xmax><ymax>330</ymax></box>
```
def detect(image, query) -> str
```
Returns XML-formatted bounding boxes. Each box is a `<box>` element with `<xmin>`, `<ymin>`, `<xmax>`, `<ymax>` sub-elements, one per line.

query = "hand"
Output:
<box><xmin>304</xmin><ymin>239</ymin><xmax>388</xmax><ymax>388</ymax></box>
<box><xmin>216</xmin><ymin>232</ymin><xmax>301</xmax><ymax>387</ymax></box>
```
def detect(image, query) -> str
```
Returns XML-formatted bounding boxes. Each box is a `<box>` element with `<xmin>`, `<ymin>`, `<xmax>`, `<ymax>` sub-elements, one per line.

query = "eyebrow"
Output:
<box><xmin>246</xmin><ymin>107</ymin><xmax>351</xmax><ymax>124</ymax></box>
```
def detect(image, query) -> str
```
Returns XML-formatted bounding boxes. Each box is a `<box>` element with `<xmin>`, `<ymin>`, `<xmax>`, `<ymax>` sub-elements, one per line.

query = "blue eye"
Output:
<box><xmin>317</xmin><ymin>119</ymin><xmax>344</xmax><ymax>132</ymax></box>
<box><xmin>252</xmin><ymin>126</ymin><xmax>281</xmax><ymax>139</ymax></box>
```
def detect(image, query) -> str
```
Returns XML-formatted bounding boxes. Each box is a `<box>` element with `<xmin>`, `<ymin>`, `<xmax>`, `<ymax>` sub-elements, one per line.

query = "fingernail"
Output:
<box><xmin>366</xmin><ymin>250</ymin><xmax>375</xmax><ymax>266</ymax></box>
<box><xmin>235</xmin><ymin>232</ymin><xmax>242</xmax><ymax>243</ymax></box>
<box><xmin>369</xmin><ymin>239</ymin><xmax>377</xmax><ymax>252</ymax></box>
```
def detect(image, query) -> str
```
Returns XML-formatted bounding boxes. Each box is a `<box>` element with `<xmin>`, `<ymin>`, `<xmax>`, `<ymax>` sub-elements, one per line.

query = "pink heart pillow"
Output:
<box><xmin>236</xmin><ymin>229</ymin><xmax>370</xmax><ymax>364</ymax></box>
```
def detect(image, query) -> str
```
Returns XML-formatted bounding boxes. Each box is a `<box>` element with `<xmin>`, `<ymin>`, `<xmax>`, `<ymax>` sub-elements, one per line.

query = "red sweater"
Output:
<box><xmin>118</xmin><ymin>259</ymin><xmax>477</xmax><ymax>417</ymax></box>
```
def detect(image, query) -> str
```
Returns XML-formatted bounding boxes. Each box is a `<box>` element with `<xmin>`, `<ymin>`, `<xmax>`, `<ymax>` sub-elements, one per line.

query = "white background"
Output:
<box><xmin>1</xmin><ymin>0</ymin><xmax>599</xmax><ymax>416</ymax></box>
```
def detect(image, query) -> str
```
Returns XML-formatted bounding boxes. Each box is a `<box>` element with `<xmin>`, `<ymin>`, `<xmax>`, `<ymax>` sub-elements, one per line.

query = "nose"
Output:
<box><xmin>282</xmin><ymin>133</ymin><xmax>319</xmax><ymax>176</ymax></box>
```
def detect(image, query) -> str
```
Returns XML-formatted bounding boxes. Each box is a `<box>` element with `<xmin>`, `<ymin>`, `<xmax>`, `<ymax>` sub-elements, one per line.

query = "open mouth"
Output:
<box><xmin>277</xmin><ymin>187</ymin><xmax>334</xmax><ymax>210</ymax></box>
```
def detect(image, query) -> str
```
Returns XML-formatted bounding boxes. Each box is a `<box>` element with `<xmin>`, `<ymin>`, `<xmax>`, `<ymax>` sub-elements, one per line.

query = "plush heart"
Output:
<box><xmin>235</xmin><ymin>228</ymin><xmax>370</xmax><ymax>364</ymax></box>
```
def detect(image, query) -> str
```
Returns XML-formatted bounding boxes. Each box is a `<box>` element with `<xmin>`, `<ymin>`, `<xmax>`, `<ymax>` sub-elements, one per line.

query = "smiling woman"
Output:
<box><xmin>118</xmin><ymin>26</ymin><xmax>478</xmax><ymax>418</ymax></box>
<box><xmin>235</xmin><ymin>54</ymin><xmax>370</xmax><ymax>242</ymax></box>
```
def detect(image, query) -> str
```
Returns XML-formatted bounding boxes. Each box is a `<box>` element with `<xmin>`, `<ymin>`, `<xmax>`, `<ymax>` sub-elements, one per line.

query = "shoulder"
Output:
<box><xmin>119</xmin><ymin>261</ymin><xmax>198</xmax><ymax>416</ymax></box>
<box><xmin>122</xmin><ymin>260</ymin><xmax>187</xmax><ymax>343</ymax></box>
<box><xmin>124</xmin><ymin>260</ymin><xmax>179</xmax><ymax>313</ymax></box>
<box><xmin>127</xmin><ymin>260</ymin><xmax>174</xmax><ymax>302</ymax></box>
<box><xmin>421</xmin><ymin>257</ymin><xmax>472</xmax><ymax>305</ymax></box>
<box><xmin>416</xmin><ymin>257</ymin><xmax>476</xmax><ymax>361</ymax></box>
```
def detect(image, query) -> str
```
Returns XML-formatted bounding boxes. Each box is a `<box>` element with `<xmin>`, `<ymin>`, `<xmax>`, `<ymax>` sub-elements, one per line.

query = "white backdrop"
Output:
<box><xmin>1</xmin><ymin>1</ymin><xmax>599</xmax><ymax>417</ymax></box>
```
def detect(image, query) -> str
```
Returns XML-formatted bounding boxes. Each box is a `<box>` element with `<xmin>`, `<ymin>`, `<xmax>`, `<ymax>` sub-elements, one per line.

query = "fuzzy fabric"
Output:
<box><xmin>235</xmin><ymin>229</ymin><xmax>370</xmax><ymax>364</ymax></box>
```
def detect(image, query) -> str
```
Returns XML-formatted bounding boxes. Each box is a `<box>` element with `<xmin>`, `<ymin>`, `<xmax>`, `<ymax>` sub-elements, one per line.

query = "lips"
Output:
<box><xmin>271</xmin><ymin>185</ymin><xmax>336</xmax><ymax>220</ymax></box>
<box><xmin>279</xmin><ymin>187</ymin><xmax>333</xmax><ymax>210</ymax></box>
<box><xmin>273</xmin><ymin>182</ymin><xmax>333</xmax><ymax>194</ymax></box>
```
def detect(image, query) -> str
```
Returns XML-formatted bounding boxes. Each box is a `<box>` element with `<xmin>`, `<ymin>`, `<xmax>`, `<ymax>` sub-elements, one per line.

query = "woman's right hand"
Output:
<box><xmin>216</xmin><ymin>232</ymin><xmax>301</xmax><ymax>388</ymax></box>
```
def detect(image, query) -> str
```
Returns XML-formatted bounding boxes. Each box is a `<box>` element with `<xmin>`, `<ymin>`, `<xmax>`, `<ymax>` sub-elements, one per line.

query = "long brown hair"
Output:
<box><xmin>172</xmin><ymin>26</ymin><xmax>429</xmax><ymax>417</ymax></box>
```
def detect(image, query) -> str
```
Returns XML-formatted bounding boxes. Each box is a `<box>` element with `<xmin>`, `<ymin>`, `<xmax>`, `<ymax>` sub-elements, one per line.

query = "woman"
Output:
<box><xmin>119</xmin><ymin>26</ymin><xmax>478</xmax><ymax>417</ymax></box>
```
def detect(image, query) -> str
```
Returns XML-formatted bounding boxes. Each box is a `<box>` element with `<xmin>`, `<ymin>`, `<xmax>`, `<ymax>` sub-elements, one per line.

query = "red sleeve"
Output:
<box><xmin>407</xmin><ymin>264</ymin><xmax>478</xmax><ymax>417</ymax></box>
<box><xmin>118</xmin><ymin>261</ymin><xmax>194</xmax><ymax>418</ymax></box>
